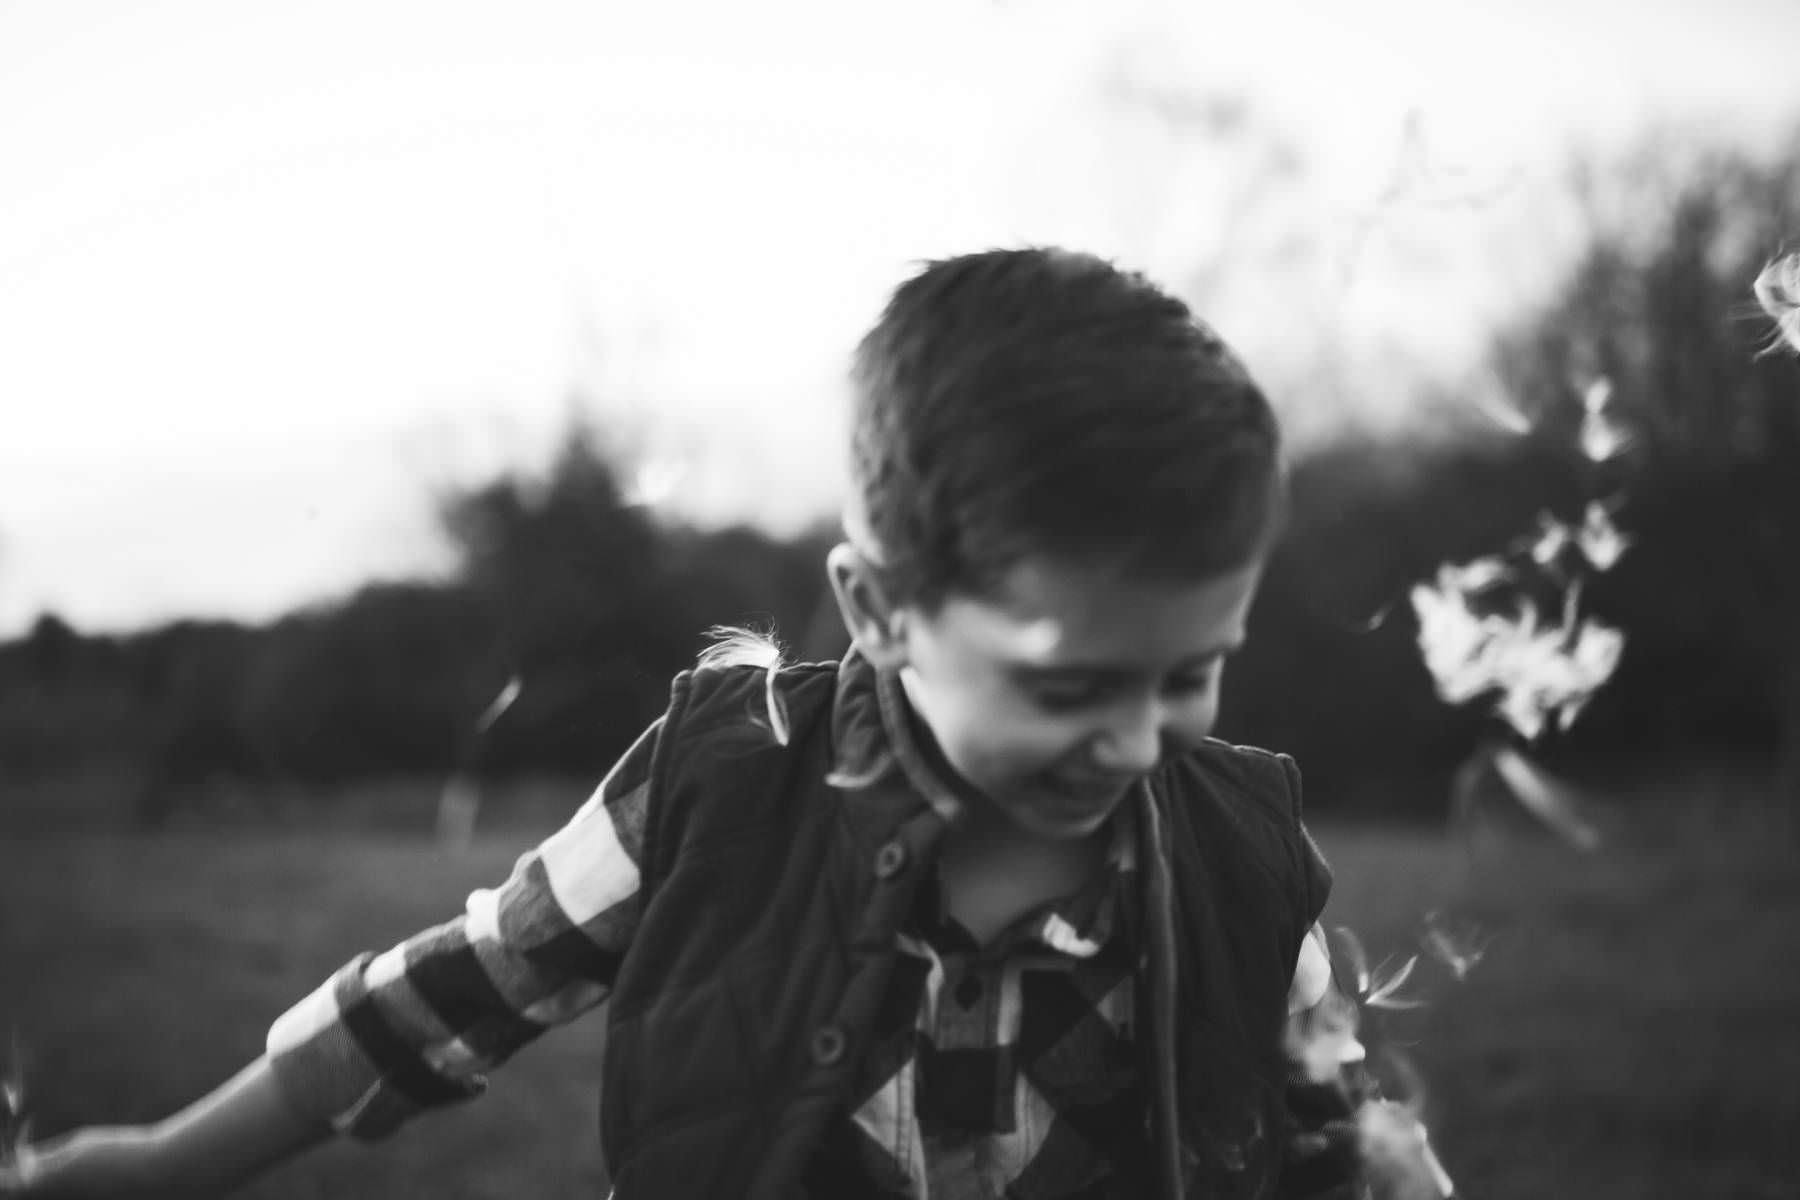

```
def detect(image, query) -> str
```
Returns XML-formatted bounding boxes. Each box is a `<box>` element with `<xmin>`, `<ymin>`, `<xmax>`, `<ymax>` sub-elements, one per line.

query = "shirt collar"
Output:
<box><xmin>829</xmin><ymin>645</ymin><xmax>965</xmax><ymax>824</ymax></box>
<box><xmin>830</xmin><ymin>646</ymin><xmax>1141</xmax><ymax>958</ymax></box>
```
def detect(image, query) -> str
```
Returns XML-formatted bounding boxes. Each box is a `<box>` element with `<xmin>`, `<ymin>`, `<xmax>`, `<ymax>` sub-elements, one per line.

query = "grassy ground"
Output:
<box><xmin>1</xmin><ymin>786</ymin><xmax>1796</xmax><ymax>1198</ymax></box>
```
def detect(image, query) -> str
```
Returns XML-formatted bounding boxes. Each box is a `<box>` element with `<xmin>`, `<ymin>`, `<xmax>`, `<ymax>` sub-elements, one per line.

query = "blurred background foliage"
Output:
<box><xmin>1</xmin><ymin>133</ymin><xmax>1796</xmax><ymax>833</ymax></box>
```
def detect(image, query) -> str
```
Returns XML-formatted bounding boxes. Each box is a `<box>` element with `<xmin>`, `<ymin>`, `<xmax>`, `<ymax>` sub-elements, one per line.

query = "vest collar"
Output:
<box><xmin>827</xmin><ymin>646</ymin><xmax>966</xmax><ymax>825</ymax></box>
<box><xmin>823</xmin><ymin>648</ymin><xmax>955</xmax><ymax>875</ymax></box>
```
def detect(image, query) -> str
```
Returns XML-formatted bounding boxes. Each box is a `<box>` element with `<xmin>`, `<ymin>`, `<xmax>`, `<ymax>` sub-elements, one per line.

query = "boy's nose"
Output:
<box><xmin>1090</xmin><ymin>707</ymin><xmax>1166</xmax><ymax>775</ymax></box>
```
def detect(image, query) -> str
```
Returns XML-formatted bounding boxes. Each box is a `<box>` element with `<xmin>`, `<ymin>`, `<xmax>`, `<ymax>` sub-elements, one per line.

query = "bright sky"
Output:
<box><xmin>4</xmin><ymin>0</ymin><xmax>1799</xmax><ymax>636</ymax></box>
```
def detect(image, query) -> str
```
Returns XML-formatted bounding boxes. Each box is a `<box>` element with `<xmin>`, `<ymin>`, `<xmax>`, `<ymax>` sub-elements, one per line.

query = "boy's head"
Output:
<box><xmin>829</xmin><ymin>247</ymin><xmax>1284</xmax><ymax>839</ymax></box>
<box><xmin>843</xmin><ymin>246</ymin><xmax>1282</xmax><ymax>611</ymax></box>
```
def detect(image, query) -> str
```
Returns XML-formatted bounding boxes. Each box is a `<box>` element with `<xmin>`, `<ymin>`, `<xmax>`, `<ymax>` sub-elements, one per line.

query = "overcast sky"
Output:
<box><xmin>4</xmin><ymin>0</ymin><xmax>1799</xmax><ymax>636</ymax></box>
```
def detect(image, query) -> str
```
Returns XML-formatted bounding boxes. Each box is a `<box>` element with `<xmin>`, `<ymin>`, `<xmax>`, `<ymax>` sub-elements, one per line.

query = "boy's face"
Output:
<box><xmin>880</xmin><ymin>554</ymin><xmax>1262</xmax><ymax>841</ymax></box>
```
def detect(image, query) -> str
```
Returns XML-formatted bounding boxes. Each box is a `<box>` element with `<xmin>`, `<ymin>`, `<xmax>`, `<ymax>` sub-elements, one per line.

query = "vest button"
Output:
<box><xmin>809</xmin><ymin>1023</ymin><xmax>848</xmax><ymax>1066</ymax></box>
<box><xmin>873</xmin><ymin>840</ymin><xmax>909</xmax><ymax>879</ymax></box>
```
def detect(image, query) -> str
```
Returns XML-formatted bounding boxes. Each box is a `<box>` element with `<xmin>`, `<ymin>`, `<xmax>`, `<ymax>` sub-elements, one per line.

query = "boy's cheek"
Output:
<box><xmin>945</xmin><ymin>717</ymin><xmax>1095</xmax><ymax>791</ymax></box>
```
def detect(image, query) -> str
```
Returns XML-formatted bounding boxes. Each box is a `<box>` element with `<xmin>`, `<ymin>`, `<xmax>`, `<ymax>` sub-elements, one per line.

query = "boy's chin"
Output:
<box><xmin>999</xmin><ymin>788</ymin><xmax>1125</xmax><ymax>841</ymax></box>
<box><xmin>1027</xmin><ymin>810</ymin><xmax>1116</xmax><ymax>841</ymax></box>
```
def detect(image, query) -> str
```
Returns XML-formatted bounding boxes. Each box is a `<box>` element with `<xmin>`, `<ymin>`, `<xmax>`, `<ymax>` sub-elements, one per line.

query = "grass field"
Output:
<box><xmin>2</xmin><ymin>780</ymin><xmax>1796</xmax><ymax>1199</ymax></box>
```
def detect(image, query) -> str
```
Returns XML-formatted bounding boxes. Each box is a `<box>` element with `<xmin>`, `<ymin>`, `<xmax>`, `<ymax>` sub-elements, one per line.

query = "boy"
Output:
<box><xmin>2</xmin><ymin>248</ymin><xmax>1357</xmax><ymax>1198</ymax></box>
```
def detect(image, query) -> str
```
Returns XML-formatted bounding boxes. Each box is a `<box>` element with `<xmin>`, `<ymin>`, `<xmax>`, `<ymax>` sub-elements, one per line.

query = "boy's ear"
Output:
<box><xmin>826</xmin><ymin>542</ymin><xmax>910</xmax><ymax>670</ymax></box>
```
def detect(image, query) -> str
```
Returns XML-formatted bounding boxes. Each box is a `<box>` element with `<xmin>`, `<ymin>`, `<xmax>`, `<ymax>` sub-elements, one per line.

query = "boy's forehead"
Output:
<box><xmin>944</xmin><ymin>605</ymin><xmax>1067</xmax><ymax>660</ymax></box>
<box><xmin>931</xmin><ymin>555</ymin><xmax>1260</xmax><ymax>664</ymax></box>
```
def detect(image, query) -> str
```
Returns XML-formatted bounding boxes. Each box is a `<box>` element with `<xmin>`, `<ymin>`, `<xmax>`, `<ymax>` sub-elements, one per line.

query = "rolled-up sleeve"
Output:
<box><xmin>265</xmin><ymin>720</ymin><xmax>660</xmax><ymax>1139</ymax></box>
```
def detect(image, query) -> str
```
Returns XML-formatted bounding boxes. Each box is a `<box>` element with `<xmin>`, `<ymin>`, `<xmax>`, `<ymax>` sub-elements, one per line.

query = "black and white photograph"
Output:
<box><xmin>3</xmin><ymin>2</ymin><xmax>1798</xmax><ymax>1197</ymax></box>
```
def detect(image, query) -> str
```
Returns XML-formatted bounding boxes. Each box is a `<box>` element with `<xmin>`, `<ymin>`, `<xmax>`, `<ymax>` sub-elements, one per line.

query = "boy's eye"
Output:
<box><xmin>1164</xmin><ymin>672</ymin><xmax>1217</xmax><ymax>697</ymax></box>
<box><xmin>1025</xmin><ymin>671</ymin><xmax>1216</xmax><ymax>713</ymax></box>
<box><xmin>1029</xmin><ymin>681</ymin><xmax>1110</xmax><ymax>712</ymax></box>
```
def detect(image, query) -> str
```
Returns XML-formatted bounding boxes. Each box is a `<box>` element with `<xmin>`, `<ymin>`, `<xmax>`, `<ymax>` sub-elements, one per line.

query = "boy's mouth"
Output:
<box><xmin>1042</xmin><ymin>770</ymin><xmax>1138</xmax><ymax>815</ymax></box>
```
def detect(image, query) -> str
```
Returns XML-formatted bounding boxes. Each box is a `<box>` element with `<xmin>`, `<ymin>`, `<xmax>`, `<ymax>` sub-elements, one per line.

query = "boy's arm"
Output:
<box><xmin>3</xmin><ymin>718</ymin><xmax>664</xmax><ymax>1198</ymax></box>
<box><xmin>2</xmin><ymin>1056</ymin><xmax>326</xmax><ymax>1199</ymax></box>
<box><xmin>265</xmin><ymin>719</ymin><xmax>661</xmax><ymax>1138</ymax></box>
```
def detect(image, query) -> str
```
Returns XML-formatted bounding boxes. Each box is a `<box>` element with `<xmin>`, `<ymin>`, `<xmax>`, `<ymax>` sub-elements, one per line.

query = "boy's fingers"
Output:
<box><xmin>1289</xmin><ymin>1132</ymin><xmax>1330</xmax><ymax>1158</ymax></box>
<box><xmin>0</xmin><ymin>1149</ymin><xmax>29</xmax><ymax>1194</ymax></box>
<box><xmin>1</xmin><ymin>1139</ymin><xmax>58</xmax><ymax>1198</ymax></box>
<box><xmin>1290</xmin><ymin>1118</ymin><xmax>1360</xmax><ymax>1159</ymax></box>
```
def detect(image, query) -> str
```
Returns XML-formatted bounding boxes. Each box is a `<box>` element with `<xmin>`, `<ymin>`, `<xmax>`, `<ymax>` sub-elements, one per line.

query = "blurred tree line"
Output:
<box><xmin>2</xmin><ymin>137</ymin><xmax>1795</xmax><ymax>829</ymax></box>
<box><xmin>0</xmin><ymin>423</ymin><xmax>838</xmax><ymax>826</ymax></box>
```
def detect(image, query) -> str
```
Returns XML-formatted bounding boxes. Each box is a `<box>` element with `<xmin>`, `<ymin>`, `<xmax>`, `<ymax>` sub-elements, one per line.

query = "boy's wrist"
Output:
<box><xmin>2</xmin><ymin>1125</ymin><xmax>169</xmax><ymax>1198</ymax></box>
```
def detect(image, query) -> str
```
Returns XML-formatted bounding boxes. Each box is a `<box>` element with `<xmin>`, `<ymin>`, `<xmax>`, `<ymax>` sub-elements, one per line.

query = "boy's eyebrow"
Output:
<box><xmin>1009</xmin><ymin>644</ymin><xmax>1243</xmax><ymax>680</ymax></box>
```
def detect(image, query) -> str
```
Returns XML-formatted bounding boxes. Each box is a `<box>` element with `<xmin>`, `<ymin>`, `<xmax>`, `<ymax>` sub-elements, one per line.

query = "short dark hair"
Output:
<box><xmin>846</xmin><ymin>246</ymin><xmax>1284</xmax><ymax>609</ymax></box>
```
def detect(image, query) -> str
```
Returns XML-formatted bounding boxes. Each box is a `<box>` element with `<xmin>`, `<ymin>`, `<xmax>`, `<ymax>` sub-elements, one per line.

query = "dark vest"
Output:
<box><xmin>600</xmin><ymin>662</ymin><xmax>1328</xmax><ymax>1199</ymax></box>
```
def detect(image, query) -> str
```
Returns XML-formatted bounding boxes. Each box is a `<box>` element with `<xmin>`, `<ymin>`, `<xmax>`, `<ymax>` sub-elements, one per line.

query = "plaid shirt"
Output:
<box><xmin>810</xmin><ymin>796</ymin><xmax>1148</xmax><ymax>1199</ymax></box>
<box><xmin>266</xmin><ymin>654</ymin><xmax>1335</xmax><ymax>1194</ymax></box>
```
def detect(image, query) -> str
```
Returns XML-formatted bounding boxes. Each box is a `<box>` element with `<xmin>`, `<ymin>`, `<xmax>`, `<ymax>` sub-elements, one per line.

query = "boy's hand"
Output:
<box><xmin>1280</xmin><ymin>1053</ymin><xmax>1368</xmax><ymax>1200</ymax></box>
<box><xmin>0</xmin><ymin>1056</ymin><xmax>329</xmax><ymax>1200</ymax></box>
<box><xmin>0</xmin><ymin>1126</ymin><xmax>165</xmax><ymax>1198</ymax></box>
<box><xmin>1282</xmin><ymin>1111</ymin><xmax>1363</xmax><ymax>1200</ymax></box>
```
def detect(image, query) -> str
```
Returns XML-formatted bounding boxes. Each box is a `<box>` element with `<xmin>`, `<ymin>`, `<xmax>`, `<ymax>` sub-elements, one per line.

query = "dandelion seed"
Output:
<box><xmin>1575</xmin><ymin>501</ymin><xmax>1632</xmax><ymax>571</ymax></box>
<box><xmin>1415</xmin><ymin>556</ymin><xmax>1624</xmax><ymax>742</ymax></box>
<box><xmin>1409</xmin><ymin>582</ymin><xmax>1497</xmax><ymax>706</ymax></box>
<box><xmin>1337</xmin><ymin>602</ymin><xmax>1394</xmax><ymax>635</ymax></box>
<box><xmin>1495</xmin><ymin>687</ymin><xmax>1548</xmax><ymax>741</ymax></box>
<box><xmin>435</xmin><ymin>773</ymin><xmax>482</xmax><ymax>848</ymax></box>
<box><xmin>1</xmin><ymin>1031</ymin><xmax>27</xmax><ymax>1168</ymax></box>
<box><xmin>1578</xmin><ymin>377</ymin><xmax>1632</xmax><ymax>462</ymax></box>
<box><xmin>1752</xmin><ymin>252</ymin><xmax>1800</xmax><ymax>357</ymax></box>
<box><xmin>1438</xmin><ymin>557</ymin><xmax>1511</xmax><ymax>595</ymax></box>
<box><xmin>1491</xmin><ymin>600</ymin><xmax>1623</xmax><ymax>742</ymax></box>
<box><xmin>1366</xmin><ymin>954</ymin><xmax>1426</xmax><ymax>1010</ymax></box>
<box><xmin>1526</xmin><ymin>512</ymin><xmax>1573</xmax><ymax>569</ymax></box>
<box><xmin>476</xmin><ymin>675</ymin><xmax>523</xmax><ymax>735</ymax></box>
<box><xmin>695</xmin><ymin>627</ymin><xmax>789</xmax><ymax>747</ymax></box>
<box><xmin>1472</xmin><ymin>389</ymin><xmax>1534</xmax><ymax>435</ymax></box>
<box><xmin>697</xmin><ymin>626</ymin><xmax>784</xmax><ymax>672</ymax></box>
<box><xmin>1579</xmin><ymin>419</ymin><xmax>1631</xmax><ymax>463</ymax></box>
<box><xmin>1582</xmin><ymin>377</ymin><xmax>1613</xmax><ymax>413</ymax></box>
<box><xmin>1560</xmin><ymin>575</ymin><xmax>1585</xmax><ymax>630</ymax></box>
<box><xmin>1330</xmin><ymin>925</ymin><xmax>1372</xmax><ymax>996</ymax></box>
<box><xmin>1420</xmin><ymin>911</ymin><xmax>1487</xmax><ymax>982</ymax></box>
<box><xmin>1490</xmin><ymin>744</ymin><xmax>1603</xmax><ymax>850</ymax></box>
<box><xmin>2</xmin><ymin>1030</ymin><xmax>22</xmax><ymax>1109</ymax></box>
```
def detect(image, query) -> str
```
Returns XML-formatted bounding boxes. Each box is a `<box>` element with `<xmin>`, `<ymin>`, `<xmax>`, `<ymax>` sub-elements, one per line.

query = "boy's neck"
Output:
<box><xmin>934</xmin><ymin>807</ymin><xmax>1113</xmax><ymax>947</ymax></box>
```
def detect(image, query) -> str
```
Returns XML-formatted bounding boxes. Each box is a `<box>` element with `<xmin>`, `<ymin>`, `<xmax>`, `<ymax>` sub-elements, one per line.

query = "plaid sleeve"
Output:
<box><xmin>264</xmin><ymin>719</ymin><xmax>661</xmax><ymax>1139</ymax></box>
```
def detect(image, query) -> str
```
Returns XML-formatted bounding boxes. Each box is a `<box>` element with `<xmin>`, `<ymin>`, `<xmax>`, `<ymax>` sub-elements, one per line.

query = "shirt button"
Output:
<box><xmin>809</xmin><ymin>1023</ymin><xmax>848</xmax><ymax>1067</ymax></box>
<box><xmin>873</xmin><ymin>839</ymin><xmax>909</xmax><ymax>879</ymax></box>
